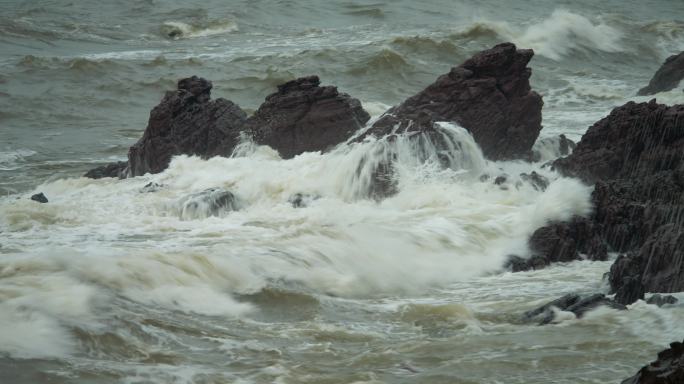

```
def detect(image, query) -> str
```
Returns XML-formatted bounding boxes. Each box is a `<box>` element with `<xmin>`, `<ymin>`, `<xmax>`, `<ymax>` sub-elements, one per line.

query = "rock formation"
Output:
<box><xmin>83</xmin><ymin>161</ymin><xmax>128</xmax><ymax>179</ymax></box>
<box><xmin>243</xmin><ymin>76</ymin><xmax>370</xmax><ymax>159</ymax></box>
<box><xmin>637</xmin><ymin>52</ymin><xmax>684</xmax><ymax>96</ymax></box>
<box><xmin>127</xmin><ymin>76</ymin><xmax>248</xmax><ymax>177</ymax></box>
<box><xmin>621</xmin><ymin>340</ymin><xmax>684</xmax><ymax>384</ymax></box>
<box><xmin>362</xmin><ymin>42</ymin><xmax>543</xmax><ymax>161</ymax></box>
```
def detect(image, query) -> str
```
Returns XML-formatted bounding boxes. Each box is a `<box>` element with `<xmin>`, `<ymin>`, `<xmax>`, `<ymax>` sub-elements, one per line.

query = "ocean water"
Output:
<box><xmin>1</xmin><ymin>1</ymin><xmax>684</xmax><ymax>383</ymax></box>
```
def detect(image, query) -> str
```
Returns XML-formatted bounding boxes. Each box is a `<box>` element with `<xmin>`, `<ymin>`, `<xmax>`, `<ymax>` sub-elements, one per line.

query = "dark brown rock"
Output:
<box><xmin>523</xmin><ymin>293</ymin><xmax>626</xmax><ymax>325</ymax></box>
<box><xmin>361</xmin><ymin>43</ymin><xmax>543</xmax><ymax>161</ymax></box>
<box><xmin>637</xmin><ymin>52</ymin><xmax>684</xmax><ymax>96</ymax></box>
<box><xmin>30</xmin><ymin>192</ymin><xmax>48</xmax><ymax>203</ymax></box>
<box><xmin>244</xmin><ymin>75</ymin><xmax>370</xmax><ymax>159</ymax></box>
<box><xmin>127</xmin><ymin>76</ymin><xmax>248</xmax><ymax>176</ymax></box>
<box><xmin>84</xmin><ymin>161</ymin><xmax>128</xmax><ymax>179</ymax></box>
<box><xmin>646</xmin><ymin>294</ymin><xmax>679</xmax><ymax>307</ymax></box>
<box><xmin>621</xmin><ymin>340</ymin><xmax>684</xmax><ymax>384</ymax></box>
<box><xmin>541</xmin><ymin>101</ymin><xmax>684</xmax><ymax>298</ymax></box>
<box><xmin>511</xmin><ymin>217</ymin><xmax>607</xmax><ymax>272</ymax></box>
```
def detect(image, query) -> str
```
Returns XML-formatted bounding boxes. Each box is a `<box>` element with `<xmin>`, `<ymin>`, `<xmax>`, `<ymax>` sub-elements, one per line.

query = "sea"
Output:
<box><xmin>1</xmin><ymin>0</ymin><xmax>683</xmax><ymax>383</ymax></box>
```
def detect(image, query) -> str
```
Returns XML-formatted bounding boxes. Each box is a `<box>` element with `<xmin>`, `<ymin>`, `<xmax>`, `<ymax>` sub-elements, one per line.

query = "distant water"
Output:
<box><xmin>1</xmin><ymin>1</ymin><xmax>683</xmax><ymax>383</ymax></box>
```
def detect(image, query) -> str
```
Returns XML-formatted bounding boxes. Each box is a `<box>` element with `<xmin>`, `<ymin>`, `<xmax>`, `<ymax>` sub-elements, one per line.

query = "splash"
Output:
<box><xmin>452</xmin><ymin>9</ymin><xmax>625</xmax><ymax>60</ymax></box>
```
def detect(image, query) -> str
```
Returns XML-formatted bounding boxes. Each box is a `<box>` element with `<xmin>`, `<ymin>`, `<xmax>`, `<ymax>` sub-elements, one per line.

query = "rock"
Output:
<box><xmin>614</xmin><ymin>276</ymin><xmax>645</xmax><ymax>306</ymax></box>
<box><xmin>553</xmin><ymin>101</ymin><xmax>684</xmax><ymax>184</ymax></box>
<box><xmin>127</xmin><ymin>76</ymin><xmax>248</xmax><ymax>176</ymax></box>
<box><xmin>362</xmin><ymin>42</ymin><xmax>543</xmax><ymax>161</ymax></box>
<box><xmin>84</xmin><ymin>161</ymin><xmax>128</xmax><ymax>179</ymax></box>
<box><xmin>646</xmin><ymin>294</ymin><xmax>679</xmax><ymax>307</ymax></box>
<box><xmin>244</xmin><ymin>75</ymin><xmax>370</xmax><ymax>159</ymax></box>
<box><xmin>523</xmin><ymin>293</ymin><xmax>626</xmax><ymax>325</ymax></box>
<box><xmin>621</xmin><ymin>340</ymin><xmax>684</xmax><ymax>384</ymax></box>
<box><xmin>637</xmin><ymin>52</ymin><xmax>684</xmax><ymax>96</ymax></box>
<box><xmin>610</xmin><ymin>225</ymin><xmax>684</xmax><ymax>297</ymax></box>
<box><xmin>494</xmin><ymin>175</ymin><xmax>507</xmax><ymax>185</ymax></box>
<box><xmin>519</xmin><ymin>171</ymin><xmax>549</xmax><ymax>191</ymax></box>
<box><xmin>530</xmin><ymin>134</ymin><xmax>576</xmax><ymax>162</ymax></box>
<box><xmin>504</xmin><ymin>254</ymin><xmax>549</xmax><ymax>272</ymax></box>
<box><xmin>30</xmin><ymin>192</ymin><xmax>48</xmax><ymax>203</ymax></box>
<box><xmin>288</xmin><ymin>193</ymin><xmax>319</xmax><ymax>208</ymax></box>
<box><xmin>140</xmin><ymin>182</ymin><xmax>164</xmax><ymax>193</ymax></box>
<box><xmin>512</xmin><ymin>217</ymin><xmax>608</xmax><ymax>272</ymax></box>
<box><xmin>178</xmin><ymin>188</ymin><xmax>240</xmax><ymax>219</ymax></box>
<box><xmin>539</xmin><ymin>101</ymin><xmax>684</xmax><ymax>294</ymax></box>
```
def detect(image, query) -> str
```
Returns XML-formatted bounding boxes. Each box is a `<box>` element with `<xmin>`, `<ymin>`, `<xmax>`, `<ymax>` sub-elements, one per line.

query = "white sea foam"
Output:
<box><xmin>0</xmin><ymin>123</ymin><xmax>596</xmax><ymax>358</ymax></box>
<box><xmin>455</xmin><ymin>9</ymin><xmax>625</xmax><ymax>60</ymax></box>
<box><xmin>161</xmin><ymin>20</ymin><xmax>238</xmax><ymax>40</ymax></box>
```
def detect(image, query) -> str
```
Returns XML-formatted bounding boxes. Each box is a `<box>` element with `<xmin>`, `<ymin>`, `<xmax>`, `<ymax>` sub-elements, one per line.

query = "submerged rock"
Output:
<box><xmin>30</xmin><ymin>192</ymin><xmax>48</xmax><ymax>203</ymax></box>
<box><xmin>84</xmin><ymin>161</ymin><xmax>128</xmax><ymax>179</ymax></box>
<box><xmin>362</xmin><ymin>42</ymin><xmax>543</xmax><ymax>161</ymax></box>
<box><xmin>530</xmin><ymin>134</ymin><xmax>576</xmax><ymax>162</ymax></box>
<box><xmin>637</xmin><ymin>52</ymin><xmax>684</xmax><ymax>96</ymax></box>
<box><xmin>244</xmin><ymin>75</ymin><xmax>370</xmax><ymax>159</ymax></box>
<box><xmin>178</xmin><ymin>188</ymin><xmax>240</xmax><ymax>219</ymax></box>
<box><xmin>287</xmin><ymin>193</ymin><xmax>320</xmax><ymax>208</ymax></box>
<box><xmin>646</xmin><ymin>294</ymin><xmax>679</xmax><ymax>307</ymax></box>
<box><xmin>621</xmin><ymin>340</ymin><xmax>684</xmax><ymax>384</ymax></box>
<box><xmin>128</xmin><ymin>76</ymin><xmax>248</xmax><ymax>177</ymax></box>
<box><xmin>523</xmin><ymin>293</ymin><xmax>626</xmax><ymax>325</ymax></box>
<box><xmin>519</xmin><ymin>171</ymin><xmax>549</xmax><ymax>191</ymax></box>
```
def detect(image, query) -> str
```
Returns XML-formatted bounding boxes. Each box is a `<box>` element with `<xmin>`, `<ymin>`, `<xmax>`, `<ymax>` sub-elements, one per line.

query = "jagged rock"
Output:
<box><xmin>84</xmin><ymin>161</ymin><xmax>128</xmax><ymax>179</ymax></box>
<box><xmin>523</xmin><ymin>293</ymin><xmax>626</xmax><ymax>325</ymax></box>
<box><xmin>621</xmin><ymin>340</ymin><xmax>684</xmax><ymax>384</ymax></box>
<box><xmin>128</xmin><ymin>76</ymin><xmax>248</xmax><ymax>176</ymax></box>
<box><xmin>511</xmin><ymin>217</ymin><xmax>607</xmax><ymax>272</ymax></box>
<box><xmin>637</xmin><ymin>52</ymin><xmax>684</xmax><ymax>96</ymax></box>
<box><xmin>244</xmin><ymin>75</ymin><xmax>370</xmax><ymax>159</ymax></box>
<box><xmin>646</xmin><ymin>294</ymin><xmax>679</xmax><ymax>307</ymax></box>
<box><xmin>614</xmin><ymin>276</ymin><xmax>645</xmax><ymax>306</ymax></box>
<box><xmin>610</xmin><ymin>225</ymin><xmax>684</xmax><ymax>298</ymax></box>
<box><xmin>494</xmin><ymin>175</ymin><xmax>507</xmax><ymax>185</ymax></box>
<box><xmin>362</xmin><ymin>42</ymin><xmax>543</xmax><ymax>161</ymax></box>
<box><xmin>30</xmin><ymin>192</ymin><xmax>48</xmax><ymax>203</ymax></box>
<box><xmin>178</xmin><ymin>188</ymin><xmax>241</xmax><ymax>220</ymax></box>
<box><xmin>554</xmin><ymin>101</ymin><xmax>684</xmax><ymax>184</ymax></box>
<box><xmin>535</xmin><ymin>101</ymin><xmax>684</xmax><ymax>297</ymax></box>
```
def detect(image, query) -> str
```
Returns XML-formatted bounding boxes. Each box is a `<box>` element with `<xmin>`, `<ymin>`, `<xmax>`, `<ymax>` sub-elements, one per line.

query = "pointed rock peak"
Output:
<box><xmin>177</xmin><ymin>76</ymin><xmax>212</xmax><ymax>102</ymax></box>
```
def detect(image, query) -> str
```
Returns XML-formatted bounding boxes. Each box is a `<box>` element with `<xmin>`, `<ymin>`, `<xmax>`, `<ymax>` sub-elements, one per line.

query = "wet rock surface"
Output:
<box><xmin>84</xmin><ymin>161</ymin><xmax>128</xmax><ymax>179</ymax></box>
<box><xmin>244</xmin><ymin>75</ymin><xmax>370</xmax><ymax>159</ymax></box>
<box><xmin>509</xmin><ymin>217</ymin><xmax>607</xmax><ymax>272</ymax></box>
<box><xmin>523</xmin><ymin>293</ymin><xmax>626</xmax><ymax>325</ymax></box>
<box><xmin>128</xmin><ymin>76</ymin><xmax>248</xmax><ymax>177</ymax></box>
<box><xmin>637</xmin><ymin>52</ymin><xmax>684</xmax><ymax>96</ymax></box>
<box><xmin>646</xmin><ymin>294</ymin><xmax>679</xmax><ymax>307</ymax></box>
<box><xmin>30</xmin><ymin>192</ymin><xmax>48</xmax><ymax>203</ymax></box>
<box><xmin>621</xmin><ymin>340</ymin><xmax>684</xmax><ymax>384</ymax></box>
<box><xmin>521</xmin><ymin>101</ymin><xmax>684</xmax><ymax>301</ymax></box>
<box><xmin>178</xmin><ymin>188</ymin><xmax>241</xmax><ymax>219</ymax></box>
<box><xmin>362</xmin><ymin>42</ymin><xmax>543</xmax><ymax>161</ymax></box>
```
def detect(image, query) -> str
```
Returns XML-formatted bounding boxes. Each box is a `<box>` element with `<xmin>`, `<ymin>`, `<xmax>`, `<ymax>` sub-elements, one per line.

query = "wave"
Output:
<box><xmin>160</xmin><ymin>19</ymin><xmax>238</xmax><ymax>40</ymax></box>
<box><xmin>450</xmin><ymin>9</ymin><xmax>625</xmax><ymax>61</ymax></box>
<box><xmin>0</xmin><ymin>149</ymin><xmax>36</xmax><ymax>171</ymax></box>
